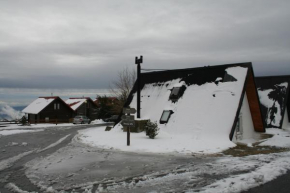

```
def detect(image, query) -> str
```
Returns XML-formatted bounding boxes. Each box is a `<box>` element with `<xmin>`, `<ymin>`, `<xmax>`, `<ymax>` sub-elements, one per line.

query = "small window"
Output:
<box><xmin>57</xmin><ymin>103</ymin><xmax>60</xmax><ymax>110</ymax></box>
<box><xmin>160</xmin><ymin>110</ymin><xmax>173</xmax><ymax>124</ymax></box>
<box><xmin>169</xmin><ymin>85</ymin><xmax>186</xmax><ymax>102</ymax></box>
<box><xmin>54</xmin><ymin>103</ymin><xmax>56</xmax><ymax>110</ymax></box>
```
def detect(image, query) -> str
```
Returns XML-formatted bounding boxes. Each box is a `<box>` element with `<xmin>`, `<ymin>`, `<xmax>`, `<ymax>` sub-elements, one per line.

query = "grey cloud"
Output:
<box><xmin>0</xmin><ymin>0</ymin><xmax>289</xmax><ymax>89</ymax></box>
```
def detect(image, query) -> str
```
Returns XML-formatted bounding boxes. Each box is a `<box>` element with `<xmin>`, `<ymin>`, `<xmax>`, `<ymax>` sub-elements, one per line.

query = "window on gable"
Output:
<box><xmin>57</xmin><ymin>103</ymin><xmax>60</xmax><ymax>110</ymax></box>
<box><xmin>169</xmin><ymin>85</ymin><xmax>186</xmax><ymax>102</ymax></box>
<box><xmin>54</xmin><ymin>103</ymin><xmax>56</xmax><ymax>110</ymax></box>
<box><xmin>160</xmin><ymin>110</ymin><xmax>173</xmax><ymax>124</ymax></box>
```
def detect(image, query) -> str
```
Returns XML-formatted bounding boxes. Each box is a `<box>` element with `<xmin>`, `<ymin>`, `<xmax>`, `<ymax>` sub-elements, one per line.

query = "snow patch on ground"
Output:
<box><xmin>259</xmin><ymin>128</ymin><xmax>290</xmax><ymax>148</ymax></box>
<box><xmin>0</xmin><ymin>129</ymin><xmax>44</xmax><ymax>136</ymax></box>
<box><xmin>90</xmin><ymin>119</ymin><xmax>105</xmax><ymax>124</ymax></box>
<box><xmin>194</xmin><ymin>152</ymin><xmax>290</xmax><ymax>193</ymax></box>
<box><xmin>0</xmin><ymin>150</ymin><xmax>34</xmax><ymax>171</ymax></box>
<box><xmin>0</xmin><ymin>123</ymin><xmax>74</xmax><ymax>131</ymax></box>
<box><xmin>37</xmin><ymin>134</ymin><xmax>71</xmax><ymax>153</ymax></box>
<box><xmin>5</xmin><ymin>182</ymin><xmax>33</xmax><ymax>193</ymax></box>
<box><xmin>78</xmin><ymin>125</ymin><xmax>234</xmax><ymax>154</ymax></box>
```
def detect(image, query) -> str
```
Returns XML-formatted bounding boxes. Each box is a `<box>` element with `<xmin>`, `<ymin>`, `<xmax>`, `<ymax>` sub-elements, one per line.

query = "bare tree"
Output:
<box><xmin>110</xmin><ymin>66</ymin><xmax>136</xmax><ymax>114</ymax></box>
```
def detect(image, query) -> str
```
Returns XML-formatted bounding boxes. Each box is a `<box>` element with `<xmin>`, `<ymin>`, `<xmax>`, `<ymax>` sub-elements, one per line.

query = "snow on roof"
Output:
<box><xmin>22</xmin><ymin>97</ymin><xmax>56</xmax><ymax>114</ymax></box>
<box><xmin>256</xmin><ymin>76</ymin><xmax>290</xmax><ymax>128</ymax></box>
<box><xmin>256</xmin><ymin>75</ymin><xmax>290</xmax><ymax>128</ymax></box>
<box><xmin>65</xmin><ymin>98</ymin><xmax>87</xmax><ymax>110</ymax></box>
<box><xmin>124</xmin><ymin>65</ymin><xmax>249</xmax><ymax>152</ymax></box>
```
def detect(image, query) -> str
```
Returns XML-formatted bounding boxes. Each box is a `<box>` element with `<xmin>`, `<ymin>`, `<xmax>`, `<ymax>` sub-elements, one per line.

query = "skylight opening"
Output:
<box><xmin>160</xmin><ymin>110</ymin><xmax>173</xmax><ymax>124</ymax></box>
<box><xmin>169</xmin><ymin>85</ymin><xmax>186</xmax><ymax>102</ymax></box>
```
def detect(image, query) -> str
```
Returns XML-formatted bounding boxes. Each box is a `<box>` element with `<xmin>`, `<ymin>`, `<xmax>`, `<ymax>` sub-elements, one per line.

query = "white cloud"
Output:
<box><xmin>0</xmin><ymin>104</ymin><xmax>24</xmax><ymax>120</ymax></box>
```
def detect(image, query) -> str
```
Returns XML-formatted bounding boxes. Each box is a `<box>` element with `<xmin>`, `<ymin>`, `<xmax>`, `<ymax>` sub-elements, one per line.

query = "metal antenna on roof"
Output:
<box><xmin>135</xmin><ymin>55</ymin><xmax>143</xmax><ymax>118</ymax></box>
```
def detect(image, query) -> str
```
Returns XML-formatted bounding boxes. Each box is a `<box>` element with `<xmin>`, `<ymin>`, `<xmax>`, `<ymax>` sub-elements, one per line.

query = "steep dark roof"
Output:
<box><xmin>256</xmin><ymin>75</ymin><xmax>290</xmax><ymax>128</ymax></box>
<box><xmin>123</xmin><ymin>62</ymin><xmax>264</xmax><ymax>140</ymax></box>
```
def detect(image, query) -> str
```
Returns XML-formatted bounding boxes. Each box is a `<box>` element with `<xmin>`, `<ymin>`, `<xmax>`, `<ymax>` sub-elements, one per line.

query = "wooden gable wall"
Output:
<box><xmin>245</xmin><ymin>67</ymin><xmax>265</xmax><ymax>132</ymax></box>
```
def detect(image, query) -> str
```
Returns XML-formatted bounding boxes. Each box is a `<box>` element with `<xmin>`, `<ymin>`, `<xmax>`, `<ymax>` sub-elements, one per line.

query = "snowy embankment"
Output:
<box><xmin>258</xmin><ymin>128</ymin><xmax>290</xmax><ymax>147</ymax></box>
<box><xmin>78</xmin><ymin>125</ymin><xmax>232</xmax><ymax>154</ymax></box>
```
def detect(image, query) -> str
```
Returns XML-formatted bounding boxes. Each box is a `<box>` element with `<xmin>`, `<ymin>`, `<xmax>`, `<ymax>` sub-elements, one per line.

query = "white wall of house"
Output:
<box><xmin>233</xmin><ymin>93</ymin><xmax>260</xmax><ymax>143</ymax></box>
<box><xmin>282</xmin><ymin>107</ymin><xmax>290</xmax><ymax>130</ymax></box>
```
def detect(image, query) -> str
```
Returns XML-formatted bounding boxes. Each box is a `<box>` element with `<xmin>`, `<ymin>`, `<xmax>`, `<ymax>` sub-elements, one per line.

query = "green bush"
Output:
<box><xmin>145</xmin><ymin>120</ymin><xmax>159</xmax><ymax>139</ymax></box>
<box><xmin>20</xmin><ymin>116</ymin><xmax>27</xmax><ymax>125</ymax></box>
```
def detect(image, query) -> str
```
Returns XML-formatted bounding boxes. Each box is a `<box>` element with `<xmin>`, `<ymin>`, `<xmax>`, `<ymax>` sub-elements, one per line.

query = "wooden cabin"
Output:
<box><xmin>22</xmin><ymin>96</ymin><xmax>75</xmax><ymax>124</ymax></box>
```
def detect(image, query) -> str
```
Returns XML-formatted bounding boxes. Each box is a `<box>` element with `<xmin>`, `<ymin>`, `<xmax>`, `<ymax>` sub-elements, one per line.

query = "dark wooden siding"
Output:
<box><xmin>75</xmin><ymin>100</ymin><xmax>98</xmax><ymax>120</ymax></box>
<box><xmin>39</xmin><ymin>98</ymin><xmax>74</xmax><ymax>123</ymax></box>
<box><xmin>246</xmin><ymin>68</ymin><xmax>265</xmax><ymax>132</ymax></box>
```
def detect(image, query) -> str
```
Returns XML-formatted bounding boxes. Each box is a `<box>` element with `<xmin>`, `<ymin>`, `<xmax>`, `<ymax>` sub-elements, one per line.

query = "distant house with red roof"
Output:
<box><xmin>22</xmin><ymin>96</ymin><xmax>75</xmax><ymax>123</ymax></box>
<box><xmin>65</xmin><ymin>97</ymin><xmax>98</xmax><ymax>120</ymax></box>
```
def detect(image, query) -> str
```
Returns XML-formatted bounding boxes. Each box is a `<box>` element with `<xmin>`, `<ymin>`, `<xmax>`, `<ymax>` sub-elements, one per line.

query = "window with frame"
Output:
<box><xmin>54</xmin><ymin>103</ymin><xmax>56</xmax><ymax>110</ymax></box>
<box><xmin>160</xmin><ymin>110</ymin><xmax>173</xmax><ymax>124</ymax></box>
<box><xmin>57</xmin><ymin>103</ymin><xmax>60</xmax><ymax>110</ymax></box>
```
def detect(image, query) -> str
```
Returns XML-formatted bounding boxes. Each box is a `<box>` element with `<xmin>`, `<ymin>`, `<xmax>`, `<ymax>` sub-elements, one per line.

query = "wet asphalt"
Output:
<box><xmin>0</xmin><ymin>124</ymin><xmax>110</xmax><ymax>193</ymax></box>
<box><xmin>1</xmin><ymin>124</ymin><xmax>289</xmax><ymax>193</ymax></box>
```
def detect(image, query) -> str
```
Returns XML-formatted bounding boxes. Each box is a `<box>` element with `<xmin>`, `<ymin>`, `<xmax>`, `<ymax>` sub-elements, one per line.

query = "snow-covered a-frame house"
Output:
<box><xmin>22</xmin><ymin>96</ymin><xmax>75</xmax><ymax>123</ymax></box>
<box><xmin>124</xmin><ymin>62</ymin><xmax>265</xmax><ymax>147</ymax></box>
<box><xmin>65</xmin><ymin>97</ymin><xmax>98</xmax><ymax>120</ymax></box>
<box><xmin>256</xmin><ymin>75</ymin><xmax>290</xmax><ymax>130</ymax></box>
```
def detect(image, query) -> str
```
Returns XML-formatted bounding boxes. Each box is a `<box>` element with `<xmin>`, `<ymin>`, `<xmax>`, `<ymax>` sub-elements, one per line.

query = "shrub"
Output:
<box><xmin>20</xmin><ymin>116</ymin><xmax>27</xmax><ymax>125</ymax></box>
<box><xmin>145</xmin><ymin>120</ymin><xmax>159</xmax><ymax>139</ymax></box>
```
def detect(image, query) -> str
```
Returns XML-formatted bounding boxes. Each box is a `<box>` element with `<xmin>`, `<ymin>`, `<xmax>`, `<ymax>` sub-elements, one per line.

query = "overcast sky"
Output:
<box><xmin>0</xmin><ymin>0</ymin><xmax>289</xmax><ymax>89</ymax></box>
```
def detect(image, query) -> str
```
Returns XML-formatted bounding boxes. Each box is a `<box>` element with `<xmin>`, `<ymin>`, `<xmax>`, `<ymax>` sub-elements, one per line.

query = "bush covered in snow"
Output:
<box><xmin>145</xmin><ymin>120</ymin><xmax>159</xmax><ymax>139</ymax></box>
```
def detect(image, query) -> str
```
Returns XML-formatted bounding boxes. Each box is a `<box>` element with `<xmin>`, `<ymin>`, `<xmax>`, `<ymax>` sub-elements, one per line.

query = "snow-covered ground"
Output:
<box><xmin>259</xmin><ymin>128</ymin><xmax>290</xmax><ymax>147</ymax></box>
<box><xmin>78</xmin><ymin>124</ymin><xmax>235</xmax><ymax>154</ymax></box>
<box><xmin>0</xmin><ymin>120</ymin><xmax>105</xmax><ymax>136</ymax></box>
<box><xmin>0</xmin><ymin>129</ymin><xmax>44</xmax><ymax>136</ymax></box>
<box><xmin>0</xmin><ymin>123</ymin><xmax>72</xmax><ymax>136</ymax></box>
<box><xmin>23</xmin><ymin>127</ymin><xmax>290</xmax><ymax>193</ymax></box>
<box><xmin>0</xmin><ymin>123</ymin><xmax>74</xmax><ymax>131</ymax></box>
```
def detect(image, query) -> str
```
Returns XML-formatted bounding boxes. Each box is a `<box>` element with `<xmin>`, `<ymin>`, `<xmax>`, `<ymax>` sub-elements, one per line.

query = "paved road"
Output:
<box><xmin>0</xmin><ymin>124</ymin><xmax>111</xmax><ymax>193</ymax></box>
<box><xmin>244</xmin><ymin>170</ymin><xmax>290</xmax><ymax>193</ymax></box>
<box><xmin>2</xmin><ymin>124</ymin><xmax>289</xmax><ymax>193</ymax></box>
<box><xmin>0</xmin><ymin>124</ymin><xmax>214</xmax><ymax>193</ymax></box>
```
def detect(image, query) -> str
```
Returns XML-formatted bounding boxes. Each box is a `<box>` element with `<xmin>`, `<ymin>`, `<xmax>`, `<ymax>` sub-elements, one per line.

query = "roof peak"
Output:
<box><xmin>39</xmin><ymin>96</ymin><xmax>59</xmax><ymax>99</ymax></box>
<box><xmin>142</xmin><ymin>62</ymin><xmax>252</xmax><ymax>75</ymax></box>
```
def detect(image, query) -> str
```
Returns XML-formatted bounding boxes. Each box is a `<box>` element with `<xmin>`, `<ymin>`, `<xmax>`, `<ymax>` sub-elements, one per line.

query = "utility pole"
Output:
<box><xmin>135</xmin><ymin>55</ymin><xmax>143</xmax><ymax>118</ymax></box>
